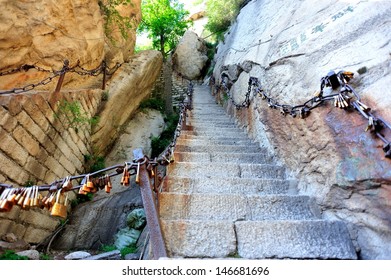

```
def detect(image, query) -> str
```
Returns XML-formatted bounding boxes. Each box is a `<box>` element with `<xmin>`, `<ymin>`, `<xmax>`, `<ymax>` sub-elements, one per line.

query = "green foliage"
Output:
<box><xmin>0</xmin><ymin>250</ymin><xmax>29</xmax><ymax>260</ymax></box>
<box><xmin>135</xmin><ymin>43</ymin><xmax>153</xmax><ymax>53</ymax></box>
<box><xmin>99</xmin><ymin>0</ymin><xmax>136</xmax><ymax>44</ymax></box>
<box><xmin>151</xmin><ymin>112</ymin><xmax>179</xmax><ymax>158</ymax></box>
<box><xmin>120</xmin><ymin>244</ymin><xmax>138</xmax><ymax>257</ymax></box>
<box><xmin>205</xmin><ymin>0</ymin><xmax>245</xmax><ymax>41</ymax></box>
<box><xmin>101</xmin><ymin>244</ymin><xmax>118</xmax><ymax>252</ymax></box>
<box><xmin>139</xmin><ymin>97</ymin><xmax>165</xmax><ymax>113</ymax></box>
<box><xmin>39</xmin><ymin>253</ymin><xmax>52</xmax><ymax>260</ymax></box>
<box><xmin>73</xmin><ymin>192</ymin><xmax>94</xmax><ymax>207</ymax></box>
<box><xmin>24</xmin><ymin>180</ymin><xmax>35</xmax><ymax>187</ymax></box>
<box><xmin>102</xmin><ymin>90</ymin><xmax>110</xmax><ymax>101</ymax></box>
<box><xmin>138</xmin><ymin>0</ymin><xmax>191</xmax><ymax>58</ymax></box>
<box><xmin>84</xmin><ymin>154</ymin><xmax>106</xmax><ymax>173</ymax></box>
<box><xmin>55</xmin><ymin>100</ymin><xmax>99</xmax><ymax>133</ymax></box>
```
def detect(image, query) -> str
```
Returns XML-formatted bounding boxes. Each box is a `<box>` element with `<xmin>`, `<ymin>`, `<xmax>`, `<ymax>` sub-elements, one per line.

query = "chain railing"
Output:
<box><xmin>210</xmin><ymin>70</ymin><xmax>391</xmax><ymax>159</ymax></box>
<box><xmin>0</xmin><ymin>60</ymin><xmax>124</xmax><ymax>95</ymax></box>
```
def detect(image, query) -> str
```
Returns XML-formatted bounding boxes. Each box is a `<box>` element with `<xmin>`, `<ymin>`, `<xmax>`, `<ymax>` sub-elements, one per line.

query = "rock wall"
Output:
<box><xmin>0</xmin><ymin>89</ymin><xmax>100</xmax><ymax>186</ymax></box>
<box><xmin>0</xmin><ymin>0</ymin><xmax>141</xmax><ymax>71</ymax></box>
<box><xmin>0</xmin><ymin>88</ymin><xmax>101</xmax><ymax>244</ymax></box>
<box><xmin>0</xmin><ymin>0</ymin><xmax>105</xmax><ymax>70</ymax></box>
<box><xmin>92</xmin><ymin>50</ymin><xmax>163</xmax><ymax>155</ymax></box>
<box><xmin>212</xmin><ymin>0</ymin><xmax>391</xmax><ymax>259</ymax></box>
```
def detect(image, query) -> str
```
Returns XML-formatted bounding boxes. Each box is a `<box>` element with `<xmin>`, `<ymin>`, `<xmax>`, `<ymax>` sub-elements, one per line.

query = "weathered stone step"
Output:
<box><xmin>194</xmin><ymin>126</ymin><xmax>245</xmax><ymax>133</ymax></box>
<box><xmin>161</xmin><ymin>220</ymin><xmax>357</xmax><ymax>259</ymax></box>
<box><xmin>161</xmin><ymin>220</ymin><xmax>236</xmax><ymax>258</ymax></box>
<box><xmin>167</xmin><ymin>162</ymin><xmax>286</xmax><ymax>179</ymax></box>
<box><xmin>174</xmin><ymin>152</ymin><xmax>273</xmax><ymax>164</ymax></box>
<box><xmin>175</xmin><ymin>144</ymin><xmax>263</xmax><ymax>154</ymax></box>
<box><xmin>176</xmin><ymin>138</ymin><xmax>258</xmax><ymax>147</ymax></box>
<box><xmin>163</xmin><ymin>176</ymin><xmax>296</xmax><ymax>195</ymax></box>
<box><xmin>159</xmin><ymin>193</ymin><xmax>321</xmax><ymax>221</ymax></box>
<box><xmin>191</xmin><ymin>123</ymin><xmax>238</xmax><ymax>129</ymax></box>
<box><xmin>178</xmin><ymin>134</ymin><xmax>249</xmax><ymax>141</ymax></box>
<box><xmin>235</xmin><ymin>220</ymin><xmax>357</xmax><ymax>259</ymax></box>
<box><xmin>181</xmin><ymin>130</ymin><xmax>250</xmax><ymax>138</ymax></box>
<box><xmin>189</xmin><ymin>120</ymin><xmax>235</xmax><ymax>125</ymax></box>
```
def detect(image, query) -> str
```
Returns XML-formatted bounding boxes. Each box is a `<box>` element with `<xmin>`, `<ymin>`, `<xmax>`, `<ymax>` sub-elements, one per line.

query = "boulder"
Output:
<box><xmin>52</xmin><ymin>186</ymin><xmax>143</xmax><ymax>250</ymax></box>
<box><xmin>64</xmin><ymin>251</ymin><xmax>91</xmax><ymax>260</ymax></box>
<box><xmin>16</xmin><ymin>249</ymin><xmax>40</xmax><ymax>260</ymax></box>
<box><xmin>1</xmin><ymin>233</ymin><xmax>17</xmax><ymax>243</ymax></box>
<box><xmin>212</xmin><ymin>0</ymin><xmax>391</xmax><ymax>259</ymax></box>
<box><xmin>173</xmin><ymin>30</ymin><xmax>208</xmax><ymax>80</ymax></box>
<box><xmin>0</xmin><ymin>239</ymin><xmax>29</xmax><ymax>251</ymax></box>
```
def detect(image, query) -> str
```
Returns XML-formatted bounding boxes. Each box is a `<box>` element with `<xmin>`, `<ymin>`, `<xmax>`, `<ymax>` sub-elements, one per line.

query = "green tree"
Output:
<box><xmin>204</xmin><ymin>0</ymin><xmax>245</xmax><ymax>41</ymax></box>
<box><xmin>138</xmin><ymin>0</ymin><xmax>191</xmax><ymax>59</ymax></box>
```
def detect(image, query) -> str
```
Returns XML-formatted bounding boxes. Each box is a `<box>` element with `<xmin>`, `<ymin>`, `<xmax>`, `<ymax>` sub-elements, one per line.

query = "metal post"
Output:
<box><xmin>138</xmin><ymin>163</ymin><xmax>167</xmax><ymax>259</ymax></box>
<box><xmin>102</xmin><ymin>61</ymin><xmax>106</xmax><ymax>90</ymax></box>
<box><xmin>133</xmin><ymin>148</ymin><xmax>167</xmax><ymax>259</ymax></box>
<box><xmin>54</xmin><ymin>60</ymin><xmax>69</xmax><ymax>94</ymax></box>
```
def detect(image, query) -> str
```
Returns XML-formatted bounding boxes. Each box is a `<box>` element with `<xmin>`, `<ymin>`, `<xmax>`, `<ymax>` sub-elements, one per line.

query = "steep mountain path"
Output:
<box><xmin>159</xmin><ymin>84</ymin><xmax>357</xmax><ymax>259</ymax></box>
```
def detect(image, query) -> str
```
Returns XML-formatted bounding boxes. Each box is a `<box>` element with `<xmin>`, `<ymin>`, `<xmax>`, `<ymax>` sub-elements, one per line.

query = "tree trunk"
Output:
<box><xmin>163</xmin><ymin>55</ymin><xmax>173</xmax><ymax>115</ymax></box>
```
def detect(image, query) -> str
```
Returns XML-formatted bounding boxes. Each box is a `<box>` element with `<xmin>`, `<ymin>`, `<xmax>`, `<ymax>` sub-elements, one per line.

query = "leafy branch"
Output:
<box><xmin>99</xmin><ymin>0</ymin><xmax>136</xmax><ymax>44</ymax></box>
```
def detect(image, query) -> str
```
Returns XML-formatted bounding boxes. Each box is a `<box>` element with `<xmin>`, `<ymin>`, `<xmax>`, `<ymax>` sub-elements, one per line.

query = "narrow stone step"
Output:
<box><xmin>159</xmin><ymin>193</ymin><xmax>321</xmax><ymax>221</ymax></box>
<box><xmin>175</xmin><ymin>145</ymin><xmax>262</xmax><ymax>154</ymax></box>
<box><xmin>163</xmin><ymin>176</ymin><xmax>296</xmax><ymax>195</ymax></box>
<box><xmin>181</xmin><ymin>130</ymin><xmax>251</xmax><ymax>137</ymax></box>
<box><xmin>161</xmin><ymin>220</ymin><xmax>237</xmax><ymax>258</ymax></box>
<box><xmin>161</xmin><ymin>220</ymin><xmax>356</xmax><ymax>259</ymax></box>
<box><xmin>176</xmin><ymin>138</ymin><xmax>259</xmax><ymax>147</ymax></box>
<box><xmin>190</xmin><ymin>118</ymin><xmax>235</xmax><ymax>122</ymax></box>
<box><xmin>179</xmin><ymin>134</ymin><xmax>249</xmax><ymax>141</ymax></box>
<box><xmin>167</xmin><ymin>162</ymin><xmax>286</xmax><ymax>179</ymax></box>
<box><xmin>194</xmin><ymin>127</ymin><xmax>246</xmax><ymax>134</ymax></box>
<box><xmin>174</xmin><ymin>152</ymin><xmax>273</xmax><ymax>164</ymax></box>
<box><xmin>191</xmin><ymin>124</ymin><xmax>238</xmax><ymax>129</ymax></box>
<box><xmin>236</xmin><ymin>220</ymin><xmax>357</xmax><ymax>259</ymax></box>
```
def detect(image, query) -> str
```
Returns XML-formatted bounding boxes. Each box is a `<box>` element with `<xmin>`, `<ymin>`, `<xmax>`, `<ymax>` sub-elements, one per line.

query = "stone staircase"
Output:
<box><xmin>159</xmin><ymin>85</ymin><xmax>357</xmax><ymax>259</ymax></box>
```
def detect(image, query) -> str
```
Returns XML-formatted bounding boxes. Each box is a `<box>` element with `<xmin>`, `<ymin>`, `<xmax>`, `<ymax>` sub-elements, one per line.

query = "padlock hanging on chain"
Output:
<box><xmin>135</xmin><ymin>162</ymin><xmax>140</xmax><ymax>185</ymax></box>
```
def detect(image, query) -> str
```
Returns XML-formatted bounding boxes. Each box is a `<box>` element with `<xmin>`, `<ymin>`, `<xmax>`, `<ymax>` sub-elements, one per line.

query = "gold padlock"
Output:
<box><xmin>0</xmin><ymin>189</ymin><xmax>12</xmax><ymax>212</ymax></box>
<box><xmin>62</xmin><ymin>176</ymin><xmax>73</xmax><ymax>191</ymax></box>
<box><xmin>22</xmin><ymin>187</ymin><xmax>32</xmax><ymax>210</ymax></box>
<box><xmin>135</xmin><ymin>162</ymin><xmax>140</xmax><ymax>184</ymax></box>
<box><xmin>105</xmin><ymin>175</ymin><xmax>112</xmax><ymax>193</ymax></box>
<box><xmin>51</xmin><ymin>190</ymin><xmax>67</xmax><ymax>219</ymax></box>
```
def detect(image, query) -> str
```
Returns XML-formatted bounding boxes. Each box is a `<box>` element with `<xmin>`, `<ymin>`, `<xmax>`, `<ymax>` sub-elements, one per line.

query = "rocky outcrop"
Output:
<box><xmin>103</xmin><ymin>0</ymin><xmax>142</xmax><ymax>68</ymax></box>
<box><xmin>0</xmin><ymin>0</ymin><xmax>105</xmax><ymax>70</ymax></box>
<box><xmin>212</xmin><ymin>0</ymin><xmax>391</xmax><ymax>259</ymax></box>
<box><xmin>173</xmin><ymin>30</ymin><xmax>208</xmax><ymax>80</ymax></box>
<box><xmin>92</xmin><ymin>50</ymin><xmax>163</xmax><ymax>155</ymax></box>
<box><xmin>0</xmin><ymin>0</ymin><xmax>141</xmax><ymax>91</ymax></box>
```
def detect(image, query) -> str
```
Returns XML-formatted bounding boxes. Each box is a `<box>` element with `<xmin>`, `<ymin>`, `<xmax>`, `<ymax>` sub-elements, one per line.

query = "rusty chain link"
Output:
<box><xmin>0</xmin><ymin>60</ymin><xmax>123</xmax><ymax>95</ymax></box>
<box><xmin>210</xmin><ymin>70</ymin><xmax>391</xmax><ymax>159</ymax></box>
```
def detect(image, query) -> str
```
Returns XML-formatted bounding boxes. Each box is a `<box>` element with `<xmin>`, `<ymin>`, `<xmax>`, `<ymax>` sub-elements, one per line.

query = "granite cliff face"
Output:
<box><xmin>0</xmin><ymin>0</ymin><xmax>141</xmax><ymax>71</ymax></box>
<box><xmin>212</xmin><ymin>0</ymin><xmax>391</xmax><ymax>259</ymax></box>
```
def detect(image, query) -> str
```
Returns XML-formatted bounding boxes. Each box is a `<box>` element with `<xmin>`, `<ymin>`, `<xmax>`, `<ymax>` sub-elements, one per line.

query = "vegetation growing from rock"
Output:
<box><xmin>55</xmin><ymin>100</ymin><xmax>100</xmax><ymax>133</ymax></box>
<box><xmin>204</xmin><ymin>0</ymin><xmax>246</xmax><ymax>41</ymax></box>
<box><xmin>0</xmin><ymin>250</ymin><xmax>29</xmax><ymax>260</ymax></box>
<box><xmin>151</xmin><ymin>113</ymin><xmax>179</xmax><ymax>158</ymax></box>
<box><xmin>99</xmin><ymin>0</ymin><xmax>136</xmax><ymax>44</ymax></box>
<box><xmin>138</xmin><ymin>0</ymin><xmax>191</xmax><ymax>58</ymax></box>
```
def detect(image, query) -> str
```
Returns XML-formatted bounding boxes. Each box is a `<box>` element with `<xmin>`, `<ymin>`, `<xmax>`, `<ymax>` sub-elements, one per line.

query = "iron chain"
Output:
<box><xmin>211</xmin><ymin>70</ymin><xmax>391</xmax><ymax>158</ymax></box>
